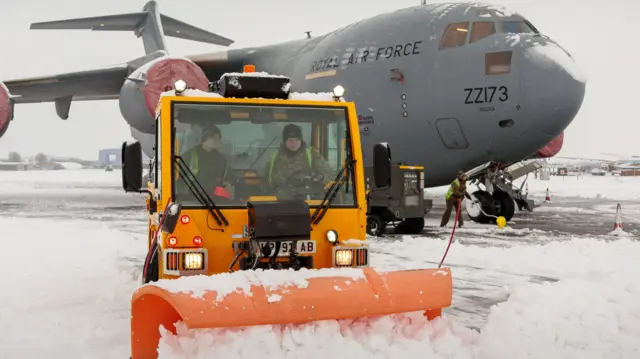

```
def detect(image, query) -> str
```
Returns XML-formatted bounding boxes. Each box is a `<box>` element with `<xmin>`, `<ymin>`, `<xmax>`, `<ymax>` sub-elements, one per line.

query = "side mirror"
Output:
<box><xmin>372</xmin><ymin>143</ymin><xmax>391</xmax><ymax>189</ymax></box>
<box><xmin>161</xmin><ymin>203</ymin><xmax>182</xmax><ymax>234</ymax></box>
<box><xmin>121</xmin><ymin>141</ymin><xmax>143</xmax><ymax>192</ymax></box>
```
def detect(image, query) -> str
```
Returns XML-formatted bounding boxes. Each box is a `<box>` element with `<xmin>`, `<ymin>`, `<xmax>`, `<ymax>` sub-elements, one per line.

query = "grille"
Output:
<box><xmin>354</xmin><ymin>248</ymin><xmax>369</xmax><ymax>266</ymax></box>
<box><xmin>166</xmin><ymin>252</ymin><xmax>179</xmax><ymax>271</ymax></box>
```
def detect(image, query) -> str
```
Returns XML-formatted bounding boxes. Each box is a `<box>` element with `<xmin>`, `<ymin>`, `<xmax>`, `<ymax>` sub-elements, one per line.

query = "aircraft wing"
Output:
<box><xmin>4</xmin><ymin>64</ymin><xmax>127</xmax><ymax>104</ymax></box>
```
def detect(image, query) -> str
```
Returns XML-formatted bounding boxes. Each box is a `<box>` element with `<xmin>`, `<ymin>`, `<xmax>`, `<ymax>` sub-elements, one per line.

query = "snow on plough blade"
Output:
<box><xmin>130</xmin><ymin>267</ymin><xmax>452</xmax><ymax>359</ymax></box>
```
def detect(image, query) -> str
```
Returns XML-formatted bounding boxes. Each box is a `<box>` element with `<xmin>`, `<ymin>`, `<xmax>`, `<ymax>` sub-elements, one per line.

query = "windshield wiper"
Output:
<box><xmin>310</xmin><ymin>158</ymin><xmax>355</xmax><ymax>225</ymax></box>
<box><xmin>174</xmin><ymin>155</ymin><xmax>228</xmax><ymax>227</ymax></box>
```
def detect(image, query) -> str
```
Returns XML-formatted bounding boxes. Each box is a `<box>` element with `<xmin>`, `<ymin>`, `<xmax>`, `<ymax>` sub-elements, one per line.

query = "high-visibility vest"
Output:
<box><xmin>267</xmin><ymin>147</ymin><xmax>313</xmax><ymax>185</ymax></box>
<box><xmin>188</xmin><ymin>150</ymin><xmax>229</xmax><ymax>179</ymax></box>
<box><xmin>445</xmin><ymin>179</ymin><xmax>460</xmax><ymax>200</ymax></box>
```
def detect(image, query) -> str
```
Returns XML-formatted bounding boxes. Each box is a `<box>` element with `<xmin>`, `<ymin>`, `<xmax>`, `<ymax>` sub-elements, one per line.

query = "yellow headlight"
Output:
<box><xmin>335</xmin><ymin>249</ymin><xmax>353</xmax><ymax>266</ymax></box>
<box><xmin>183</xmin><ymin>253</ymin><xmax>204</xmax><ymax>270</ymax></box>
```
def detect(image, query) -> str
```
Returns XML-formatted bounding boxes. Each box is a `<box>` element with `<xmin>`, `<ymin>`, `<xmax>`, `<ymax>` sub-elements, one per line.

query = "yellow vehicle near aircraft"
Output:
<box><xmin>120</xmin><ymin>68</ymin><xmax>453</xmax><ymax>359</ymax></box>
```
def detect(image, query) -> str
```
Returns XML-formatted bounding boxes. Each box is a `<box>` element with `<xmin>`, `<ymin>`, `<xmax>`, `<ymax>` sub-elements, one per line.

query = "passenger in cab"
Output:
<box><xmin>180</xmin><ymin>125</ymin><xmax>236</xmax><ymax>198</ymax></box>
<box><xmin>264</xmin><ymin>124</ymin><xmax>333</xmax><ymax>198</ymax></box>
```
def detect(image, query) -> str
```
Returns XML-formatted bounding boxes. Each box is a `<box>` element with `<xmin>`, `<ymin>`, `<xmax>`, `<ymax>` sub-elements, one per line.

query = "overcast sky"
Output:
<box><xmin>0</xmin><ymin>0</ymin><xmax>636</xmax><ymax>160</ymax></box>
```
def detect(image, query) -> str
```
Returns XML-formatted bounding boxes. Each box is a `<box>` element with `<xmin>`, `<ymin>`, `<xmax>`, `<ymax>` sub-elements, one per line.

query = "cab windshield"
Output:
<box><xmin>171</xmin><ymin>101</ymin><xmax>356</xmax><ymax>208</ymax></box>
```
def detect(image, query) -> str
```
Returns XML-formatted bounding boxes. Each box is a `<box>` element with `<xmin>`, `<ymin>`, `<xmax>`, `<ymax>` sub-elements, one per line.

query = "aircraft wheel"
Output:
<box><xmin>493</xmin><ymin>190</ymin><xmax>516</xmax><ymax>221</ymax></box>
<box><xmin>366</xmin><ymin>214</ymin><xmax>386</xmax><ymax>236</ymax></box>
<box><xmin>395</xmin><ymin>217</ymin><xmax>425</xmax><ymax>234</ymax></box>
<box><xmin>467</xmin><ymin>190</ymin><xmax>495</xmax><ymax>224</ymax></box>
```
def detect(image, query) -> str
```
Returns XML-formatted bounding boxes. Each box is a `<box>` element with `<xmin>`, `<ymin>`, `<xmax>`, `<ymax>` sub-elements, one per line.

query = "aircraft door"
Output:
<box><xmin>435</xmin><ymin>118</ymin><xmax>469</xmax><ymax>149</ymax></box>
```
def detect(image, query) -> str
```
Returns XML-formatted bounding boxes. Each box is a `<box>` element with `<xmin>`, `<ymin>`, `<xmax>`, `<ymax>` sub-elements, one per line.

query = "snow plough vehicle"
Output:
<box><xmin>121</xmin><ymin>68</ymin><xmax>453</xmax><ymax>359</ymax></box>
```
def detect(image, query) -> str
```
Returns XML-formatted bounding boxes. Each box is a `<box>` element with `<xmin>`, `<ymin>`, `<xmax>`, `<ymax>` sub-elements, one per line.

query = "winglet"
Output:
<box><xmin>29</xmin><ymin>0</ymin><xmax>233</xmax><ymax>54</ymax></box>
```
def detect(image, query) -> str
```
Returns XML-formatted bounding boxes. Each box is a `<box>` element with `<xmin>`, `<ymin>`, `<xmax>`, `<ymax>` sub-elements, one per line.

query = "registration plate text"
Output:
<box><xmin>259</xmin><ymin>240</ymin><xmax>316</xmax><ymax>256</ymax></box>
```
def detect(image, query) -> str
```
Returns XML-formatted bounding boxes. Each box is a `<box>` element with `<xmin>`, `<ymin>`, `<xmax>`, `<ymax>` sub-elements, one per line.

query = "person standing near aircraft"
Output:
<box><xmin>265</xmin><ymin>124</ymin><xmax>333</xmax><ymax>198</ymax></box>
<box><xmin>440</xmin><ymin>171</ymin><xmax>471</xmax><ymax>228</ymax></box>
<box><xmin>180</xmin><ymin>125</ymin><xmax>235</xmax><ymax>198</ymax></box>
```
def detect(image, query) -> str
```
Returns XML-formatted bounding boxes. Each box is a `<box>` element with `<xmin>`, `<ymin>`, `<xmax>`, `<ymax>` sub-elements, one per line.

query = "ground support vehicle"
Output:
<box><xmin>121</xmin><ymin>69</ymin><xmax>453</xmax><ymax>359</ymax></box>
<box><xmin>365</xmin><ymin>164</ymin><xmax>430</xmax><ymax>236</ymax></box>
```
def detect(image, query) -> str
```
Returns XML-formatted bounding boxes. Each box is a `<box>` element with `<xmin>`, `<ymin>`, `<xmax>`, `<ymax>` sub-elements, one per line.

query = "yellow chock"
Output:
<box><xmin>496</xmin><ymin>216</ymin><xmax>507</xmax><ymax>229</ymax></box>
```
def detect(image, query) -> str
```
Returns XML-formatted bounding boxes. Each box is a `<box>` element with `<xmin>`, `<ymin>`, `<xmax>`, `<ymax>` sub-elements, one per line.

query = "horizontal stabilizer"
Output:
<box><xmin>160</xmin><ymin>14</ymin><xmax>233</xmax><ymax>46</ymax></box>
<box><xmin>30</xmin><ymin>13</ymin><xmax>145</xmax><ymax>31</ymax></box>
<box><xmin>29</xmin><ymin>0</ymin><xmax>234</xmax><ymax>54</ymax></box>
<box><xmin>30</xmin><ymin>13</ymin><xmax>234</xmax><ymax>47</ymax></box>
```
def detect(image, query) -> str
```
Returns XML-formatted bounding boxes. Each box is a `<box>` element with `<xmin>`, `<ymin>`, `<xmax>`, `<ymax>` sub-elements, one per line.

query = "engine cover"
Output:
<box><xmin>534</xmin><ymin>132</ymin><xmax>564</xmax><ymax>158</ymax></box>
<box><xmin>247</xmin><ymin>201</ymin><xmax>311</xmax><ymax>242</ymax></box>
<box><xmin>0</xmin><ymin>81</ymin><xmax>12</xmax><ymax>138</ymax></box>
<box><xmin>119</xmin><ymin>55</ymin><xmax>209</xmax><ymax>134</ymax></box>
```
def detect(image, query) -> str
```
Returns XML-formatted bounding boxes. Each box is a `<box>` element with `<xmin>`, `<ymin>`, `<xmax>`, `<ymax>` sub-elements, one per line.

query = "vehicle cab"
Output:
<box><xmin>121</xmin><ymin>68</ymin><xmax>393</xmax><ymax>283</ymax></box>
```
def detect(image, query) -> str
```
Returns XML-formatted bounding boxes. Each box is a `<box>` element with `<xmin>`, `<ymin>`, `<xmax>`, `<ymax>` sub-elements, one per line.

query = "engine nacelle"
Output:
<box><xmin>119</xmin><ymin>55</ymin><xmax>210</xmax><ymax>134</ymax></box>
<box><xmin>533</xmin><ymin>132</ymin><xmax>564</xmax><ymax>159</ymax></box>
<box><xmin>0</xmin><ymin>81</ymin><xmax>12</xmax><ymax>138</ymax></box>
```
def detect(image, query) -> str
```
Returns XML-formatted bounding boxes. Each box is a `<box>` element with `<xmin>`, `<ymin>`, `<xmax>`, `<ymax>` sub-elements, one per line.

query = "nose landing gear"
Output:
<box><xmin>467</xmin><ymin>190</ymin><xmax>515</xmax><ymax>224</ymax></box>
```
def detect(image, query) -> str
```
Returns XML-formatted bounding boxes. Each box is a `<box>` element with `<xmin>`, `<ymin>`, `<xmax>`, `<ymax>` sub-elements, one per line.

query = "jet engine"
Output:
<box><xmin>119</xmin><ymin>55</ymin><xmax>210</xmax><ymax>134</ymax></box>
<box><xmin>0</xmin><ymin>81</ymin><xmax>12</xmax><ymax>138</ymax></box>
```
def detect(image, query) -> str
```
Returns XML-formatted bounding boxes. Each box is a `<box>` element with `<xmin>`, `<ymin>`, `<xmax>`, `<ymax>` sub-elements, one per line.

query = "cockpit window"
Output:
<box><xmin>470</xmin><ymin>21</ymin><xmax>496</xmax><ymax>43</ymax></box>
<box><xmin>498</xmin><ymin>21</ymin><xmax>538</xmax><ymax>34</ymax></box>
<box><xmin>439</xmin><ymin>22</ymin><xmax>469</xmax><ymax>50</ymax></box>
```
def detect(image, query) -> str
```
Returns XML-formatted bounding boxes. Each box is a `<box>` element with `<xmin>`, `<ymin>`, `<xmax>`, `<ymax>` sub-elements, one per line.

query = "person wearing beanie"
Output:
<box><xmin>178</xmin><ymin>125</ymin><xmax>236</xmax><ymax>199</ymax></box>
<box><xmin>264</xmin><ymin>123</ymin><xmax>333</xmax><ymax>195</ymax></box>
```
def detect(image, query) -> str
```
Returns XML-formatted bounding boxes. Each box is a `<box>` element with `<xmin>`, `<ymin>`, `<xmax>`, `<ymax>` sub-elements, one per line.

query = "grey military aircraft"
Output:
<box><xmin>0</xmin><ymin>1</ymin><xmax>586</xmax><ymax>224</ymax></box>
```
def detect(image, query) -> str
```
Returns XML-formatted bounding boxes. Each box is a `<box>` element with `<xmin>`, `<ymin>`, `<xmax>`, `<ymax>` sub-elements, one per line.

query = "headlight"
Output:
<box><xmin>335</xmin><ymin>249</ymin><xmax>353</xmax><ymax>266</ymax></box>
<box><xmin>326</xmin><ymin>230</ymin><xmax>338</xmax><ymax>244</ymax></box>
<box><xmin>333</xmin><ymin>85</ymin><xmax>345</xmax><ymax>98</ymax></box>
<box><xmin>183</xmin><ymin>252</ymin><xmax>204</xmax><ymax>270</ymax></box>
<box><xmin>174</xmin><ymin>79</ymin><xmax>187</xmax><ymax>93</ymax></box>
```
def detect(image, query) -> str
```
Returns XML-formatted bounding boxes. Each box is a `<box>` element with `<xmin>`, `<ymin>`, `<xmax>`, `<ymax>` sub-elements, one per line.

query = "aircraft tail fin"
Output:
<box><xmin>29</xmin><ymin>0</ymin><xmax>234</xmax><ymax>55</ymax></box>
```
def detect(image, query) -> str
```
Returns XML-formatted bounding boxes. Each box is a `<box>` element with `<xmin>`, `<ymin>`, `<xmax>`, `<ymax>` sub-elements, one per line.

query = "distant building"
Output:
<box><xmin>98</xmin><ymin>149</ymin><xmax>122</xmax><ymax>168</ymax></box>
<box><xmin>98</xmin><ymin>147</ymin><xmax>150</xmax><ymax>168</ymax></box>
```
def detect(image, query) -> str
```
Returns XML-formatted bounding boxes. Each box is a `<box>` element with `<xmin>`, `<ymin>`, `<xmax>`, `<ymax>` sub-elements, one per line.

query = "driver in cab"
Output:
<box><xmin>264</xmin><ymin>124</ymin><xmax>333</xmax><ymax>199</ymax></box>
<box><xmin>179</xmin><ymin>125</ymin><xmax>236</xmax><ymax>200</ymax></box>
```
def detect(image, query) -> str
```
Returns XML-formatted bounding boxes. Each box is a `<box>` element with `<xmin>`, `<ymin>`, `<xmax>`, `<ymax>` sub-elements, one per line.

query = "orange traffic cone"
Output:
<box><xmin>613</xmin><ymin>203</ymin><xmax>623</xmax><ymax>230</ymax></box>
<box><xmin>544</xmin><ymin>188</ymin><xmax>551</xmax><ymax>202</ymax></box>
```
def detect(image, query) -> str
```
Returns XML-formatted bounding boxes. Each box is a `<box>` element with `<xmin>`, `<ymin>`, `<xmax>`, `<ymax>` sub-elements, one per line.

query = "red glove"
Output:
<box><xmin>213</xmin><ymin>186</ymin><xmax>231</xmax><ymax>199</ymax></box>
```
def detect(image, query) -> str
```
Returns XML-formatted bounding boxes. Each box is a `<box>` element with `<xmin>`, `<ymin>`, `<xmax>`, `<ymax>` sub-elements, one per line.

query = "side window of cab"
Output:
<box><xmin>439</xmin><ymin>22</ymin><xmax>469</xmax><ymax>50</ymax></box>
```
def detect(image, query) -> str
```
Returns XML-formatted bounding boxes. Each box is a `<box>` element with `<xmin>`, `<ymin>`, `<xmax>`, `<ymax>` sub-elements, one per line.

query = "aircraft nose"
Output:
<box><xmin>520</xmin><ymin>42</ymin><xmax>586</xmax><ymax>136</ymax></box>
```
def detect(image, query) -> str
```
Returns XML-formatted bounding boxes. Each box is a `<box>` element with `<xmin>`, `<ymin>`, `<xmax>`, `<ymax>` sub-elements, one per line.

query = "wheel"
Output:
<box><xmin>395</xmin><ymin>217</ymin><xmax>425</xmax><ymax>234</ymax></box>
<box><xmin>142</xmin><ymin>243</ymin><xmax>159</xmax><ymax>284</ymax></box>
<box><xmin>466</xmin><ymin>190</ymin><xmax>496</xmax><ymax>224</ymax></box>
<box><xmin>366</xmin><ymin>214</ymin><xmax>386</xmax><ymax>236</ymax></box>
<box><xmin>492</xmin><ymin>190</ymin><xmax>516</xmax><ymax>221</ymax></box>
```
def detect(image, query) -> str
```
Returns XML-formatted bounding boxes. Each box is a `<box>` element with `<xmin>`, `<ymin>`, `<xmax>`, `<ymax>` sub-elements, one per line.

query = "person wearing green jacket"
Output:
<box><xmin>440</xmin><ymin>171</ymin><xmax>471</xmax><ymax>227</ymax></box>
<box><xmin>178</xmin><ymin>125</ymin><xmax>236</xmax><ymax>200</ymax></box>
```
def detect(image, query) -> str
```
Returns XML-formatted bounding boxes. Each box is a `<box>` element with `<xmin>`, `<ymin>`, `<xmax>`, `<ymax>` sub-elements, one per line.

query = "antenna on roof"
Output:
<box><xmin>304</xmin><ymin>31</ymin><xmax>312</xmax><ymax>38</ymax></box>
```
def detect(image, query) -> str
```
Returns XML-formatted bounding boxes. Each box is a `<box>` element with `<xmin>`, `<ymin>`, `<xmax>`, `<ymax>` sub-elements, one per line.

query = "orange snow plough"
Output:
<box><xmin>121</xmin><ymin>71</ymin><xmax>453</xmax><ymax>359</ymax></box>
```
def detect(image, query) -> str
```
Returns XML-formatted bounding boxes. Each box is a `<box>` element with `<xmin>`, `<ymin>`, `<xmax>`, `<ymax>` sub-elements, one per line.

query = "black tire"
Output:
<box><xmin>493</xmin><ymin>190</ymin><xmax>516</xmax><ymax>222</ymax></box>
<box><xmin>143</xmin><ymin>243</ymin><xmax>159</xmax><ymax>284</ymax></box>
<box><xmin>395</xmin><ymin>217</ymin><xmax>425</xmax><ymax>234</ymax></box>
<box><xmin>366</xmin><ymin>214</ymin><xmax>386</xmax><ymax>236</ymax></box>
<box><xmin>467</xmin><ymin>190</ymin><xmax>495</xmax><ymax>224</ymax></box>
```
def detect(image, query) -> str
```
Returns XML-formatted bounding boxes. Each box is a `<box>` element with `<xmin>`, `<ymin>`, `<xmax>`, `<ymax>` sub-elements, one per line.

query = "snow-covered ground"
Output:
<box><xmin>1</xmin><ymin>169</ymin><xmax>639</xmax><ymax>358</ymax></box>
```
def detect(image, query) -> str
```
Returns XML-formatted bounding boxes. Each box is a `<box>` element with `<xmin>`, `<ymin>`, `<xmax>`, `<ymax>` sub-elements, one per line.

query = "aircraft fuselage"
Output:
<box><xmin>164</xmin><ymin>3</ymin><xmax>585</xmax><ymax>187</ymax></box>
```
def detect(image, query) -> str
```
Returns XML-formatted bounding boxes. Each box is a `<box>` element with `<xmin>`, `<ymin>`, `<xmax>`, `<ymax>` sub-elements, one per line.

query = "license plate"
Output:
<box><xmin>259</xmin><ymin>240</ymin><xmax>316</xmax><ymax>256</ymax></box>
